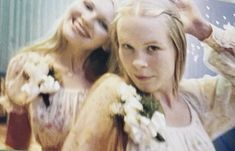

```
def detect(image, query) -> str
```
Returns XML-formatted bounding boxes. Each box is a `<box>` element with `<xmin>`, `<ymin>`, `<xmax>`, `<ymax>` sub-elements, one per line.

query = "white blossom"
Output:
<box><xmin>111</xmin><ymin>82</ymin><xmax>165</xmax><ymax>149</ymax></box>
<box><xmin>21</xmin><ymin>56</ymin><xmax>60</xmax><ymax>102</ymax></box>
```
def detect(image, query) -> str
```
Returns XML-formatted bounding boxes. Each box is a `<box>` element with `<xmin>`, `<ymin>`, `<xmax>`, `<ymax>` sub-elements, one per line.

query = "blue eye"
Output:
<box><xmin>84</xmin><ymin>1</ymin><xmax>93</xmax><ymax>11</ymax></box>
<box><xmin>98</xmin><ymin>19</ymin><xmax>108</xmax><ymax>31</ymax></box>
<box><xmin>147</xmin><ymin>45</ymin><xmax>160</xmax><ymax>53</ymax></box>
<box><xmin>122</xmin><ymin>44</ymin><xmax>133</xmax><ymax>50</ymax></box>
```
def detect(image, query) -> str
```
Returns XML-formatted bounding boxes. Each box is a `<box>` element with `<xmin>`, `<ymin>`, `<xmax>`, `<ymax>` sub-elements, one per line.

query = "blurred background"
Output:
<box><xmin>0</xmin><ymin>0</ymin><xmax>234</xmax><ymax>150</ymax></box>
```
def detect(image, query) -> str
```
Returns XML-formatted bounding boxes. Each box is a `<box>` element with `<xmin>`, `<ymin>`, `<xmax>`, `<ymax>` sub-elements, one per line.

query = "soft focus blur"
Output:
<box><xmin>0</xmin><ymin>0</ymin><xmax>234</xmax><ymax>150</ymax></box>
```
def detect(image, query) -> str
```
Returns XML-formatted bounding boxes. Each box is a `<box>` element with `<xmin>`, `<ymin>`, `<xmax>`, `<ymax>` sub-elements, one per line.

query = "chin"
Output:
<box><xmin>136</xmin><ymin>84</ymin><xmax>157</xmax><ymax>94</ymax></box>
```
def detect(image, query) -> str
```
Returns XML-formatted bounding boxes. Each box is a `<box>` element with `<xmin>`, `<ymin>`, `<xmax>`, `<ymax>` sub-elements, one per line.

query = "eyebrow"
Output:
<box><xmin>89</xmin><ymin>0</ymin><xmax>109</xmax><ymax>24</ymax></box>
<box><xmin>86</xmin><ymin>0</ymin><xmax>95</xmax><ymax>9</ymax></box>
<box><xmin>144</xmin><ymin>41</ymin><xmax>159</xmax><ymax>45</ymax></box>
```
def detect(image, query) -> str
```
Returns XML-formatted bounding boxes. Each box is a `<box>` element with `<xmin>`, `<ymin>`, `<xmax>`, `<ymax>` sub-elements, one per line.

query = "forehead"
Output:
<box><xmin>91</xmin><ymin>0</ymin><xmax>115</xmax><ymax>23</ymax></box>
<box><xmin>117</xmin><ymin>15</ymin><xmax>170</xmax><ymax>42</ymax></box>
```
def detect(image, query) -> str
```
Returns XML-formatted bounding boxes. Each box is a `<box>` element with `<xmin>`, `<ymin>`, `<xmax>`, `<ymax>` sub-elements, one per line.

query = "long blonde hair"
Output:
<box><xmin>109</xmin><ymin>0</ymin><xmax>187</xmax><ymax>94</ymax></box>
<box><xmin>19</xmin><ymin>10</ymin><xmax>110</xmax><ymax>82</ymax></box>
<box><xmin>20</xmin><ymin>17</ymin><xmax>68</xmax><ymax>55</ymax></box>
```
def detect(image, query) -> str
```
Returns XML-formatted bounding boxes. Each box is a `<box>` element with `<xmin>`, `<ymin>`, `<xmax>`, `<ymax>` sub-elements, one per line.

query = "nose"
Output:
<box><xmin>82</xmin><ymin>12</ymin><xmax>97</xmax><ymax>28</ymax></box>
<box><xmin>132</xmin><ymin>55</ymin><xmax>148</xmax><ymax>69</ymax></box>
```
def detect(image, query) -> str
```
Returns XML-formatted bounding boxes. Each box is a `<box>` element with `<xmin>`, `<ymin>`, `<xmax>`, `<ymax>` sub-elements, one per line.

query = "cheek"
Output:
<box><xmin>119</xmin><ymin>50</ymin><xmax>131</xmax><ymax>71</ymax></box>
<box><xmin>151</xmin><ymin>53</ymin><xmax>175</xmax><ymax>76</ymax></box>
<box><xmin>119</xmin><ymin>54</ymin><xmax>125</xmax><ymax>68</ymax></box>
<box><xmin>94</xmin><ymin>27</ymin><xmax>108</xmax><ymax>42</ymax></box>
<box><xmin>160</xmin><ymin>54</ymin><xmax>175</xmax><ymax>77</ymax></box>
<box><xmin>96</xmin><ymin>30</ymin><xmax>107</xmax><ymax>40</ymax></box>
<box><xmin>119</xmin><ymin>50</ymin><xmax>129</xmax><ymax>65</ymax></box>
<box><xmin>62</xmin><ymin>22</ymin><xmax>79</xmax><ymax>44</ymax></box>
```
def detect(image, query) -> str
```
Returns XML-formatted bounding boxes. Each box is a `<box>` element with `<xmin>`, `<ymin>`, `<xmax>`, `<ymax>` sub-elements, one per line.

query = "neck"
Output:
<box><xmin>152</xmin><ymin>86</ymin><xmax>179</xmax><ymax>110</ymax></box>
<box><xmin>54</xmin><ymin>43</ymin><xmax>92</xmax><ymax>74</ymax></box>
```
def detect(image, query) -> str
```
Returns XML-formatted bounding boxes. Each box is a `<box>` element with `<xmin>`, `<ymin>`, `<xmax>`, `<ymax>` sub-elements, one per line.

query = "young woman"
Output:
<box><xmin>2</xmin><ymin>0</ymin><xmax>117</xmax><ymax>150</ymax></box>
<box><xmin>62</xmin><ymin>0</ymin><xmax>235</xmax><ymax>150</ymax></box>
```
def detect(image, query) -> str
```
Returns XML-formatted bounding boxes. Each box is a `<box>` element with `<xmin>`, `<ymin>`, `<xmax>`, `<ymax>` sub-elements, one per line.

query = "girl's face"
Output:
<box><xmin>63</xmin><ymin>0</ymin><xmax>114</xmax><ymax>50</ymax></box>
<box><xmin>117</xmin><ymin>15</ymin><xmax>176</xmax><ymax>93</ymax></box>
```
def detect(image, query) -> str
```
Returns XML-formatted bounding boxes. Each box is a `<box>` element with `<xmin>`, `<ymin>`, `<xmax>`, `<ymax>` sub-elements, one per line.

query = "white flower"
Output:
<box><xmin>139</xmin><ymin>116</ymin><xmax>151</xmax><ymax>126</ymax></box>
<box><xmin>21</xmin><ymin>82</ymin><xmax>40</xmax><ymax>103</ymax></box>
<box><xmin>21</xmin><ymin>82</ymin><xmax>40</xmax><ymax>96</ymax></box>
<box><xmin>139</xmin><ymin>116</ymin><xmax>153</xmax><ymax>138</ymax></box>
<box><xmin>111</xmin><ymin>82</ymin><xmax>165</xmax><ymax>149</ymax></box>
<box><xmin>124</xmin><ymin>97</ymin><xmax>143</xmax><ymax>112</ymax></box>
<box><xmin>124</xmin><ymin>113</ymin><xmax>139</xmax><ymax>127</ymax></box>
<box><xmin>23</xmin><ymin>59</ymin><xmax>50</xmax><ymax>84</ymax></box>
<box><xmin>39</xmin><ymin>75</ymin><xmax>60</xmax><ymax>93</ymax></box>
<box><xmin>21</xmin><ymin>56</ymin><xmax>61</xmax><ymax>101</ymax></box>
<box><xmin>126</xmin><ymin>124</ymin><xmax>143</xmax><ymax>143</ymax></box>
<box><xmin>119</xmin><ymin>83</ymin><xmax>138</xmax><ymax>101</ymax></box>
<box><xmin>111</xmin><ymin>102</ymin><xmax>124</xmax><ymax>115</ymax></box>
<box><xmin>148</xmin><ymin>122</ymin><xmax>157</xmax><ymax>138</ymax></box>
<box><xmin>151</xmin><ymin>111</ymin><xmax>166</xmax><ymax>132</ymax></box>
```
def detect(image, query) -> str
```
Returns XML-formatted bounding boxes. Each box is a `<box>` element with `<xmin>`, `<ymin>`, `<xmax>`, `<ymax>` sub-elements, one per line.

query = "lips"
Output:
<box><xmin>134</xmin><ymin>75</ymin><xmax>152</xmax><ymax>81</ymax></box>
<box><xmin>73</xmin><ymin>18</ymin><xmax>91</xmax><ymax>38</ymax></box>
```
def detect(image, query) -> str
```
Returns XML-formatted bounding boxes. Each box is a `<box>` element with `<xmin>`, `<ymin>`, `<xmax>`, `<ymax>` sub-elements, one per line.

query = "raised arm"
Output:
<box><xmin>3</xmin><ymin>52</ymin><xmax>33</xmax><ymax>150</ymax></box>
<box><xmin>5</xmin><ymin>53</ymin><xmax>32</xmax><ymax>107</ymax></box>
<box><xmin>176</xmin><ymin>0</ymin><xmax>235</xmax><ymax>139</ymax></box>
<box><xmin>3</xmin><ymin>51</ymin><xmax>58</xmax><ymax>150</ymax></box>
<box><xmin>62</xmin><ymin>73</ymin><xmax>127</xmax><ymax>151</ymax></box>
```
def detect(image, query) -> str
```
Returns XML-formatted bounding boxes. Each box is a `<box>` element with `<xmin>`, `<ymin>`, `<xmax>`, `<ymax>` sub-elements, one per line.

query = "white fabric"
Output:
<box><xmin>31</xmin><ymin>88</ymin><xmax>87</xmax><ymax>149</ymax></box>
<box><xmin>126</xmin><ymin>100</ymin><xmax>215</xmax><ymax>151</ymax></box>
<box><xmin>181</xmin><ymin>24</ymin><xmax>235</xmax><ymax>140</ymax></box>
<box><xmin>126</xmin><ymin>25</ymin><xmax>235</xmax><ymax>151</ymax></box>
<box><xmin>3</xmin><ymin>52</ymin><xmax>88</xmax><ymax>149</ymax></box>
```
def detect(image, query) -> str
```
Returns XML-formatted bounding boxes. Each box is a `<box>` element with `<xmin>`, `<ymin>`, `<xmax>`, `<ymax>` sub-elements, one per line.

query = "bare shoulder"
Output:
<box><xmin>96</xmin><ymin>73</ymin><xmax>124</xmax><ymax>84</ymax></box>
<box><xmin>63</xmin><ymin>73</ymin><xmax>126</xmax><ymax>151</ymax></box>
<box><xmin>10</xmin><ymin>51</ymin><xmax>41</xmax><ymax>61</ymax></box>
<box><xmin>6</xmin><ymin>51</ymin><xmax>40</xmax><ymax>76</ymax></box>
<box><xmin>89</xmin><ymin>73</ymin><xmax>125</xmax><ymax>95</ymax></box>
<box><xmin>83</xmin><ymin>73</ymin><xmax>125</xmax><ymax>114</ymax></box>
<box><xmin>8</xmin><ymin>51</ymin><xmax>42</xmax><ymax>69</ymax></box>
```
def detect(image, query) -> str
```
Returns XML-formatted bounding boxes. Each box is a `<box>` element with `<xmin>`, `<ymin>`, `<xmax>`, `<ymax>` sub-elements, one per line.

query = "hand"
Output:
<box><xmin>21</xmin><ymin>82</ymin><xmax>40</xmax><ymax>102</ymax></box>
<box><xmin>21</xmin><ymin>54</ymin><xmax>51</xmax><ymax>103</ymax></box>
<box><xmin>23</xmin><ymin>59</ymin><xmax>50</xmax><ymax>85</ymax></box>
<box><xmin>171</xmin><ymin>0</ymin><xmax>212</xmax><ymax>40</ymax></box>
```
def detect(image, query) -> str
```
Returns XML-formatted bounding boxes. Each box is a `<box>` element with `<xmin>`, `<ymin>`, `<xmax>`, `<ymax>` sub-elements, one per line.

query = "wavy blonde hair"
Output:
<box><xmin>109</xmin><ymin>0</ymin><xmax>187</xmax><ymax>94</ymax></box>
<box><xmin>20</xmin><ymin>16</ymin><xmax>68</xmax><ymax>54</ymax></box>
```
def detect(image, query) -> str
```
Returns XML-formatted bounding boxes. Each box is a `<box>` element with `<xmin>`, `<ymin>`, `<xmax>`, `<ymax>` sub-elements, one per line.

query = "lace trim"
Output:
<box><xmin>203</xmin><ymin>24</ymin><xmax>235</xmax><ymax>56</ymax></box>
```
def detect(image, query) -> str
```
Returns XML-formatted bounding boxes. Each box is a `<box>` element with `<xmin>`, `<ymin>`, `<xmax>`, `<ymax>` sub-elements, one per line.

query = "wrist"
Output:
<box><xmin>11</xmin><ymin>104</ymin><xmax>28</xmax><ymax>114</ymax></box>
<box><xmin>191</xmin><ymin>19</ymin><xmax>212</xmax><ymax>41</ymax></box>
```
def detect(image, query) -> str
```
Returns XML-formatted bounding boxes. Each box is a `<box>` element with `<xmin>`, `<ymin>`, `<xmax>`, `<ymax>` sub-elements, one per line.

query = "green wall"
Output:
<box><xmin>0</xmin><ymin>0</ymin><xmax>74</xmax><ymax>72</ymax></box>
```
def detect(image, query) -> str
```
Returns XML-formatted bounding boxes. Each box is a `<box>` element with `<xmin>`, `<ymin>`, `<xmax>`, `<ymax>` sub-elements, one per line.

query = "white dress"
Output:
<box><xmin>126</xmin><ymin>24</ymin><xmax>235</xmax><ymax>151</ymax></box>
<box><xmin>62</xmin><ymin>24</ymin><xmax>235</xmax><ymax>151</ymax></box>
<box><xmin>31</xmin><ymin>88</ymin><xmax>86</xmax><ymax>149</ymax></box>
<box><xmin>3</xmin><ymin>51</ymin><xmax>88</xmax><ymax>150</ymax></box>
<box><xmin>126</xmin><ymin>99</ymin><xmax>216</xmax><ymax>151</ymax></box>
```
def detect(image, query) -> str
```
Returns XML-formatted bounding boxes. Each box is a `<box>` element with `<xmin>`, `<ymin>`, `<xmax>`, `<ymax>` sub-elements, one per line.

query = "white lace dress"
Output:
<box><xmin>126</xmin><ymin>24</ymin><xmax>235</xmax><ymax>151</ymax></box>
<box><xmin>62</xmin><ymin>24</ymin><xmax>235</xmax><ymax>151</ymax></box>
<box><xmin>3</xmin><ymin>51</ymin><xmax>88</xmax><ymax>150</ymax></box>
<box><xmin>126</xmin><ymin>100</ymin><xmax>215</xmax><ymax>151</ymax></box>
<box><xmin>31</xmin><ymin>88</ymin><xmax>87</xmax><ymax>150</ymax></box>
